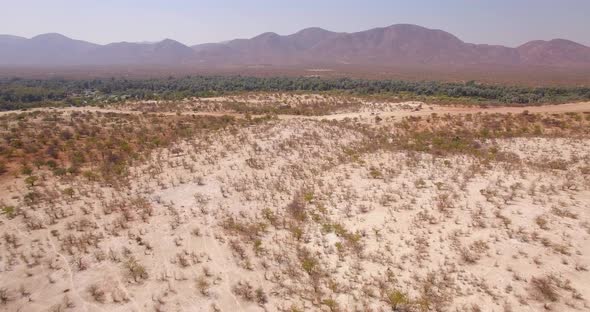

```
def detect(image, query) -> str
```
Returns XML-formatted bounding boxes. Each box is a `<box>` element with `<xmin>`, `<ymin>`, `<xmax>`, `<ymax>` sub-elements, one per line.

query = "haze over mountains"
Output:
<box><xmin>1</xmin><ymin>24</ymin><xmax>590</xmax><ymax>68</ymax></box>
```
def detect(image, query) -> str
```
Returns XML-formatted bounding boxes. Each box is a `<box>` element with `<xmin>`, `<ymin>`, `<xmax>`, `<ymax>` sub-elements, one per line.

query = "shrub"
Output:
<box><xmin>24</xmin><ymin>176</ymin><xmax>38</xmax><ymax>187</ymax></box>
<box><xmin>535</xmin><ymin>216</ymin><xmax>549</xmax><ymax>230</ymax></box>
<box><xmin>1</xmin><ymin>206</ymin><xmax>16</xmax><ymax>219</ymax></box>
<box><xmin>298</xmin><ymin>248</ymin><xmax>320</xmax><ymax>276</ymax></box>
<box><xmin>322</xmin><ymin>298</ymin><xmax>340</xmax><ymax>312</ymax></box>
<box><xmin>290</xmin><ymin>226</ymin><xmax>304</xmax><ymax>241</ymax></box>
<box><xmin>386</xmin><ymin>290</ymin><xmax>410</xmax><ymax>310</ymax></box>
<box><xmin>21</xmin><ymin>166</ymin><xmax>32</xmax><ymax>175</ymax></box>
<box><xmin>255</xmin><ymin>287</ymin><xmax>268</xmax><ymax>305</ymax></box>
<box><xmin>369</xmin><ymin>167</ymin><xmax>383</xmax><ymax>179</ymax></box>
<box><xmin>301</xmin><ymin>258</ymin><xmax>317</xmax><ymax>275</ymax></box>
<box><xmin>531</xmin><ymin>276</ymin><xmax>559</xmax><ymax>302</ymax></box>
<box><xmin>286</xmin><ymin>192</ymin><xmax>307</xmax><ymax>221</ymax></box>
<box><xmin>0</xmin><ymin>288</ymin><xmax>10</xmax><ymax>305</ymax></box>
<box><xmin>62</xmin><ymin>187</ymin><xmax>75</xmax><ymax>198</ymax></box>
<box><xmin>303</xmin><ymin>191</ymin><xmax>314</xmax><ymax>203</ymax></box>
<box><xmin>196</xmin><ymin>276</ymin><xmax>210</xmax><ymax>296</ymax></box>
<box><xmin>88</xmin><ymin>284</ymin><xmax>106</xmax><ymax>303</ymax></box>
<box><xmin>232</xmin><ymin>281</ymin><xmax>255</xmax><ymax>301</ymax></box>
<box><xmin>125</xmin><ymin>258</ymin><xmax>148</xmax><ymax>282</ymax></box>
<box><xmin>261</xmin><ymin>208</ymin><xmax>279</xmax><ymax>227</ymax></box>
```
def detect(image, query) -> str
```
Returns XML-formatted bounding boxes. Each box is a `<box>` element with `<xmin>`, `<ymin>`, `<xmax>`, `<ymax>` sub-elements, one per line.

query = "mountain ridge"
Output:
<box><xmin>1</xmin><ymin>25</ymin><xmax>589</xmax><ymax>68</ymax></box>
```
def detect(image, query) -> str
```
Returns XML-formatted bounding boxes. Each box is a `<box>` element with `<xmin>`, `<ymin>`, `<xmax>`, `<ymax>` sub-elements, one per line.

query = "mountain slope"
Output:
<box><xmin>0</xmin><ymin>35</ymin><xmax>27</xmax><ymax>44</ymax></box>
<box><xmin>518</xmin><ymin>39</ymin><xmax>590</xmax><ymax>66</ymax></box>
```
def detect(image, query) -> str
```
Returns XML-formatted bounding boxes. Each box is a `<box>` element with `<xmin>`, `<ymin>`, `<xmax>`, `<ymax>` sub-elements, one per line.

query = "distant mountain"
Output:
<box><xmin>0</xmin><ymin>33</ymin><xmax>99</xmax><ymax>65</ymax></box>
<box><xmin>194</xmin><ymin>24</ymin><xmax>583</xmax><ymax>67</ymax></box>
<box><xmin>192</xmin><ymin>27</ymin><xmax>341</xmax><ymax>64</ymax></box>
<box><xmin>0</xmin><ymin>34</ymin><xmax>194</xmax><ymax>66</ymax></box>
<box><xmin>1</xmin><ymin>25</ymin><xmax>590</xmax><ymax>68</ymax></box>
<box><xmin>89</xmin><ymin>39</ymin><xmax>196</xmax><ymax>65</ymax></box>
<box><xmin>308</xmin><ymin>24</ymin><xmax>474</xmax><ymax>64</ymax></box>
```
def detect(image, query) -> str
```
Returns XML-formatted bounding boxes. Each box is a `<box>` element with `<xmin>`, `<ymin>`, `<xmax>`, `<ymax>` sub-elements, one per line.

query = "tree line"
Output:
<box><xmin>2</xmin><ymin>76</ymin><xmax>590</xmax><ymax>110</ymax></box>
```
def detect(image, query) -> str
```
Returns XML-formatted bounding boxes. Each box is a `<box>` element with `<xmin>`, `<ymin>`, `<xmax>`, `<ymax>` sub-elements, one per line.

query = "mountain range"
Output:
<box><xmin>1</xmin><ymin>24</ymin><xmax>590</xmax><ymax>68</ymax></box>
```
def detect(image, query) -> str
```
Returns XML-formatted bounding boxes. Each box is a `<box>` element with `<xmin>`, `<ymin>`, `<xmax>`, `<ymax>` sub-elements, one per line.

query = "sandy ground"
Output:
<box><xmin>1</xmin><ymin>98</ymin><xmax>590</xmax><ymax>312</ymax></box>
<box><xmin>1</xmin><ymin>99</ymin><xmax>588</xmax><ymax>120</ymax></box>
<box><xmin>306</xmin><ymin>101</ymin><xmax>590</xmax><ymax>120</ymax></box>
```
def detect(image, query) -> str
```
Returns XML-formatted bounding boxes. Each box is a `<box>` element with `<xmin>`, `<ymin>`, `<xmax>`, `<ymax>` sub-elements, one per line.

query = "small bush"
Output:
<box><xmin>531</xmin><ymin>276</ymin><xmax>559</xmax><ymax>302</ymax></box>
<box><xmin>196</xmin><ymin>276</ymin><xmax>210</xmax><ymax>296</ymax></box>
<box><xmin>386</xmin><ymin>290</ymin><xmax>410</xmax><ymax>310</ymax></box>
<box><xmin>1</xmin><ymin>206</ymin><xmax>16</xmax><ymax>219</ymax></box>
<box><xmin>125</xmin><ymin>258</ymin><xmax>148</xmax><ymax>282</ymax></box>
<box><xmin>24</xmin><ymin>176</ymin><xmax>38</xmax><ymax>187</ymax></box>
<box><xmin>322</xmin><ymin>298</ymin><xmax>340</xmax><ymax>312</ymax></box>
<box><xmin>255</xmin><ymin>287</ymin><xmax>267</xmax><ymax>305</ymax></box>
<box><xmin>535</xmin><ymin>216</ymin><xmax>549</xmax><ymax>230</ymax></box>
<box><xmin>286</xmin><ymin>192</ymin><xmax>307</xmax><ymax>221</ymax></box>
<box><xmin>0</xmin><ymin>288</ymin><xmax>11</xmax><ymax>305</ymax></box>
<box><xmin>88</xmin><ymin>284</ymin><xmax>106</xmax><ymax>303</ymax></box>
<box><xmin>232</xmin><ymin>281</ymin><xmax>255</xmax><ymax>301</ymax></box>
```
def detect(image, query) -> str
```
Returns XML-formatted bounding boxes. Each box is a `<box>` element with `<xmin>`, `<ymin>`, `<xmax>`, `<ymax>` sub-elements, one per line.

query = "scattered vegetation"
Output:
<box><xmin>0</xmin><ymin>110</ymin><xmax>269</xmax><ymax>179</ymax></box>
<box><xmin>0</xmin><ymin>91</ymin><xmax>588</xmax><ymax>312</ymax></box>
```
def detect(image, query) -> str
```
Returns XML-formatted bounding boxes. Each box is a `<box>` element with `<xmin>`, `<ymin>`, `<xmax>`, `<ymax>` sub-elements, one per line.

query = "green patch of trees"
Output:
<box><xmin>1</xmin><ymin>76</ymin><xmax>590</xmax><ymax>111</ymax></box>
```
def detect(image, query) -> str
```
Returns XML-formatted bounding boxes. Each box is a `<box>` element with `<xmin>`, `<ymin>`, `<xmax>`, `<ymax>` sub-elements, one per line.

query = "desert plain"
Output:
<box><xmin>1</xmin><ymin>94</ymin><xmax>589</xmax><ymax>312</ymax></box>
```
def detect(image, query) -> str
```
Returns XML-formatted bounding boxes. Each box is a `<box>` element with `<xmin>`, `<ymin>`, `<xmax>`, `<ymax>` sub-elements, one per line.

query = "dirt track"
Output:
<box><xmin>299</xmin><ymin>101</ymin><xmax>590</xmax><ymax>121</ymax></box>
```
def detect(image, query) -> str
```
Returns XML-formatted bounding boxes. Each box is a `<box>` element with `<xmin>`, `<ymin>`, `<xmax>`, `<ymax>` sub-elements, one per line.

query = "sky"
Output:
<box><xmin>0</xmin><ymin>0</ymin><xmax>588</xmax><ymax>47</ymax></box>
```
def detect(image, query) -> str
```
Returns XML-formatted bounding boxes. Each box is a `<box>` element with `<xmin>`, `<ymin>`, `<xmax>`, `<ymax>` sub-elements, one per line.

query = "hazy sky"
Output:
<box><xmin>1</xmin><ymin>0</ymin><xmax>588</xmax><ymax>47</ymax></box>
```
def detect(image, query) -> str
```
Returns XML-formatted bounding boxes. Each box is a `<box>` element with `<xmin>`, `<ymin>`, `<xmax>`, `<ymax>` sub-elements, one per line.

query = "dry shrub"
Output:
<box><xmin>88</xmin><ymin>284</ymin><xmax>106</xmax><ymax>303</ymax></box>
<box><xmin>286</xmin><ymin>191</ymin><xmax>307</xmax><ymax>221</ymax></box>
<box><xmin>125</xmin><ymin>257</ymin><xmax>149</xmax><ymax>282</ymax></box>
<box><xmin>232</xmin><ymin>281</ymin><xmax>255</xmax><ymax>301</ymax></box>
<box><xmin>530</xmin><ymin>276</ymin><xmax>559</xmax><ymax>302</ymax></box>
<box><xmin>196</xmin><ymin>275</ymin><xmax>210</xmax><ymax>296</ymax></box>
<box><xmin>0</xmin><ymin>288</ymin><xmax>11</xmax><ymax>305</ymax></box>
